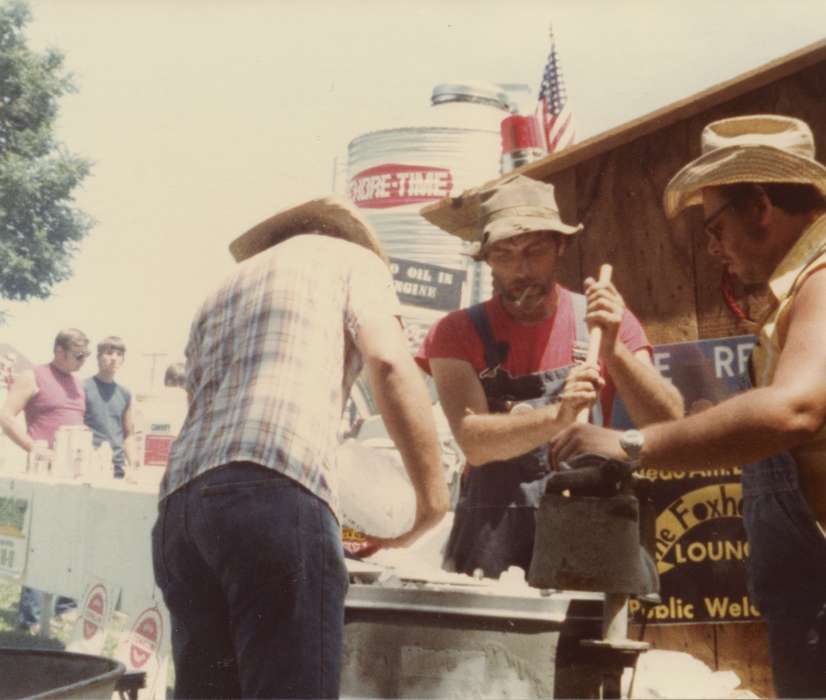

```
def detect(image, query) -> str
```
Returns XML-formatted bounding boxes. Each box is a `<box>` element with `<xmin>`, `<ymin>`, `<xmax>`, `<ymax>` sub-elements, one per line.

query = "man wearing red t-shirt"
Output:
<box><xmin>416</xmin><ymin>175</ymin><xmax>683</xmax><ymax>579</ymax></box>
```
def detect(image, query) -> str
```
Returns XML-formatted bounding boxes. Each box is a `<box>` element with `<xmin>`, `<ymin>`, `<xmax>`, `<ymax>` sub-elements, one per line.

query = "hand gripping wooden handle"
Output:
<box><xmin>575</xmin><ymin>264</ymin><xmax>613</xmax><ymax>424</ymax></box>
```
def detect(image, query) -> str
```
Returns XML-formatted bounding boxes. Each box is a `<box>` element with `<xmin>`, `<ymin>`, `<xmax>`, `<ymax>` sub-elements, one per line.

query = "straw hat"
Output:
<box><xmin>467</xmin><ymin>174</ymin><xmax>582</xmax><ymax>258</ymax></box>
<box><xmin>229</xmin><ymin>196</ymin><xmax>388</xmax><ymax>264</ymax></box>
<box><xmin>663</xmin><ymin>115</ymin><xmax>826</xmax><ymax>219</ymax></box>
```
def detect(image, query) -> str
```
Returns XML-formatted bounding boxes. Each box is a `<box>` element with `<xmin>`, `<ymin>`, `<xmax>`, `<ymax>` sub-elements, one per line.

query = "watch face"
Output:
<box><xmin>621</xmin><ymin>430</ymin><xmax>644</xmax><ymax>457</ymax></box>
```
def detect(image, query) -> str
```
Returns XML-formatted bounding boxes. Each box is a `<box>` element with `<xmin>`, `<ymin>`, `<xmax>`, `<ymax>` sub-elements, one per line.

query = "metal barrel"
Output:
<box><xmin>346</xmin><ymin>82</ymin><xmax>513</xmax><ymax>324</ymax></box>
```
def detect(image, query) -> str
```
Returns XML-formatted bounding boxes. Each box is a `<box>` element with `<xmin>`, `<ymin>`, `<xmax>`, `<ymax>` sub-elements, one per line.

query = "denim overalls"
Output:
<box><xmin>737</xmin><ymin>370</ymin><xmax>826</xmax><ymax>697</ymax></box>
<box><xmin>443</xmin><ymin>293</ymin><xmax>604</xmax><ymax>578</ymax></box>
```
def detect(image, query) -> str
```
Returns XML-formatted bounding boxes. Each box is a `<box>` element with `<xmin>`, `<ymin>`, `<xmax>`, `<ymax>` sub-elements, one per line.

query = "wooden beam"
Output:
<box><xmin>420</xmin><ymin>38</ymin><xmax>826</xmax><ymax>235</ymax></box>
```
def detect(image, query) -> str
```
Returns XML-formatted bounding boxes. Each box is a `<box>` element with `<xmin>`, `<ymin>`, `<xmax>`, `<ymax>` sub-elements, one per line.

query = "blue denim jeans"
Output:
<box><xmin>151</xmin><ymin>462</ymin><xmax>348</xmax><ymax>699</ymax></box>
<box><xmin>742</xmin><ymin>452</ymin><xmax>826</xmax><ymax>697</ymax></box>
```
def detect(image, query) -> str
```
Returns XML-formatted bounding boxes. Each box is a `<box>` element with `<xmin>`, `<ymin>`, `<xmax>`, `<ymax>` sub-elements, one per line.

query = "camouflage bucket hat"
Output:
<box><xmin>468</xmin><ymin>175</ymin><xmax>583</xmax><ymax>258</ymax></box>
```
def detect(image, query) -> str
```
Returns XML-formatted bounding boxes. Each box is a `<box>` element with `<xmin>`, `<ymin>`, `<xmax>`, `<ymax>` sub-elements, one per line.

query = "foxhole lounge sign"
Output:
<box><xmin>614</xmin><ymin>335</ymin><xmax>760</xmax><ymax>625</ymax></box>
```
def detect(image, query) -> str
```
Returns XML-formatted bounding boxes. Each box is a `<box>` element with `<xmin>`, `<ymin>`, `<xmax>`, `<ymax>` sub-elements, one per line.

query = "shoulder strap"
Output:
<box><xmin>570</xmin><ymin>292</ymin><xmax>589</xmax><ymax>363</ymax></box>
<box><xmin>568</xmin><ymin>291</ymin><xmax>606</xmax><ymax>427</ymax></box>
<box><xmin>790</xmin><ymin>243</ymin><xmax>826</xmax><ymax>297</ymax></box>
<box><xmin>466</xmin><ymin>303</ymin><xmax>509</xmax><ymax>370</ymax></box>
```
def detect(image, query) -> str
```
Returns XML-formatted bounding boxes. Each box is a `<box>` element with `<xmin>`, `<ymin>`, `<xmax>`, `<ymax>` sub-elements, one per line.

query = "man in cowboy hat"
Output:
<box><xmin>415</xmin><ymin>174</ymin><xmax>682</xmax><ymax>580</ymax></box>
<box><xmin>550</xmin><ymin>114</ymin><xmax>826</xmax><ymax>697</ymax></box>
<box><xmin>152</xmin><ymin>196</ymin><xmax>448</xmax><ymax>699</ymax></box>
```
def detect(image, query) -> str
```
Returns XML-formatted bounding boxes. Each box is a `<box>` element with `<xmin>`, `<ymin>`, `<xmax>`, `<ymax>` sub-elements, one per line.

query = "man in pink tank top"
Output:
<box><xmin>0</xmin><ymin>327</ymin><xmax>90</xmax><ymax>632</ymax></box>
<box><xmin>0</xmin><ymin>328</ymin><xmax>89</xmax><ymax>451</ymax></box>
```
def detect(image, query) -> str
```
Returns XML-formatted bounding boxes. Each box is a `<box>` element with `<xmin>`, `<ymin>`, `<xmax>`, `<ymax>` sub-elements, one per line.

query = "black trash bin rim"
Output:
<box><xmin>0</xmin><ymin>647</ymin><xmax>126</xmax><ymax>700</ymax></box>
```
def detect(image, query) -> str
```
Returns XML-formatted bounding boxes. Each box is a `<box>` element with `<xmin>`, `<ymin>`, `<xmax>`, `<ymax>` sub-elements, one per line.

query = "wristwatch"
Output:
<box><xmin>619</xmin><ymin>429</ymin><xmax>645</xmax><ymax>464</ymax></box>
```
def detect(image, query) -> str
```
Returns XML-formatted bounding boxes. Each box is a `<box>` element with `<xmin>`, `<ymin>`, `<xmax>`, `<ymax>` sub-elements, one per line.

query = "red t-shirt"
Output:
<box><xmin>415</xmin><ymin>286</ymin><xmax>651</xmax><ymax>421</ymax></box>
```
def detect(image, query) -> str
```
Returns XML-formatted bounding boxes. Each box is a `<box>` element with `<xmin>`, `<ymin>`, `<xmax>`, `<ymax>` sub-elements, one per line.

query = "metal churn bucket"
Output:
<box><xmin>528</xmin><ymin>454</ymin><xmax>659</xmax><ymax>698</ymax></box>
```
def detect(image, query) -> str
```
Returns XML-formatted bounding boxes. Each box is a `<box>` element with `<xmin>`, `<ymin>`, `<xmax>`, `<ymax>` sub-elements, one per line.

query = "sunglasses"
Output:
<box><xmin>703</xmin><ymin>200</ymin><xmax>735</xmax><ymax>240</ymax></box>
<box><xmin>72</xmin><ymin>351</ymin><xmax>91</xmax><ymax>361</ymax></box>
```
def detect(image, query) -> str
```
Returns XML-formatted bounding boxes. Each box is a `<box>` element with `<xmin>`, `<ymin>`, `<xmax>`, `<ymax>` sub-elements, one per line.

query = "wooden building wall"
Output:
<box><xmin>420</xmin><ymin>44</ymin><xmax>826</xmax><ymax>697</ymax></box>
<box><xmin>553</xmin><ymin>59</ymin><xmax>826</xmax><ymax>345</ymax></box>
<box><xmin>542</xmin><ymin>58</ymin><xmax>826</xmax><ymax>699</ymax></box>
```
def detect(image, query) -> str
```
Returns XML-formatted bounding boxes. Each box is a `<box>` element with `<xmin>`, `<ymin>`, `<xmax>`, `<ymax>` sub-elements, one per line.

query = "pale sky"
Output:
<box><xmin>3</xmin><ymin>0</ymin><xmax>826</xmax><ymax>391</ymax></box>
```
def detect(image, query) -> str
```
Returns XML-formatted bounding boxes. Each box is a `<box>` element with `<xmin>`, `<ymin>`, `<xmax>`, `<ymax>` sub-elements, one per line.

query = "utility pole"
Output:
<box><xmin>143</xmin><ymin>352</ymin><xmax>168</xmax><ymax>389</ymax></box>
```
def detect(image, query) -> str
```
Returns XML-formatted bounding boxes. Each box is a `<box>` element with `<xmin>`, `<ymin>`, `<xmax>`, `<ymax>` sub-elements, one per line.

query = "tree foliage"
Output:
<box><xmin>0</xmin><ymin>0</ymin><xmax>92</xmax><ymax>308</ymax></box>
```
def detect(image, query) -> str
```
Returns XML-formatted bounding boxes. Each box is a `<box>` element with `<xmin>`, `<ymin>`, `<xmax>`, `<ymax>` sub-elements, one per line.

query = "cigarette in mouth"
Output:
<box><xmin>514</xmin><ymin>288</ymin><xmax>532</xmax><ymax>307</ymax></box>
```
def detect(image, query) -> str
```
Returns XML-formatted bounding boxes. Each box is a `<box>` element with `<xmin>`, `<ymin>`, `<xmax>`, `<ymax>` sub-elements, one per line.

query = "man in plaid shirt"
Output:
<box><xmin>151</xmin><ymin>197</ymin><xmax>448</xmax><ymax>699</ymax></box>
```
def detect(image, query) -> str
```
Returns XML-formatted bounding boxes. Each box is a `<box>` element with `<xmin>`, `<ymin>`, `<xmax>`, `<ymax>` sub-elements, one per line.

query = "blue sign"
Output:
<box><xmin>389</xmin><ymin>258</ymin><xmax>466</xmax><ymax>312</ymax></box>
<box><xmin>614</xmin><ymin>335</ymin><xmax>759</xmax><ymax>625</ymax></box>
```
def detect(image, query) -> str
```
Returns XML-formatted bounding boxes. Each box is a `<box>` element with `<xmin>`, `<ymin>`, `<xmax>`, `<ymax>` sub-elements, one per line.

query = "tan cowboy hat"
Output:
<box><xmin>663</xmin><ymin>115</ymin><xmax>826</xmax><ymax>219</ymax></box>
<box><xmin>229</xmin><ymin>196</ymin><xmax>388</xmax><ymax>264</ymax></box>
<box><xmin>464</xmin><ymin>174</ymin><xmax>582</xmax><ymax>259</ymax></box>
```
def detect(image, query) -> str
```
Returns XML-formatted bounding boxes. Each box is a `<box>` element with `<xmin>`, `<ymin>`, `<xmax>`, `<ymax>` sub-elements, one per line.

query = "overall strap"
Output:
<box><xmin>569</xmin><ymin>291</ymin><xmax>605</xmax><ymax>427</ymax></box>
<box><xmin>466</xmin><ymin>304</ymin><xmax>509</xmax><ymax>371</ymax></box>
<box><xmin>789</xmin><ymin>242</ymin><xmax>826</xmax><ymax>298</ymax></box>
<box><xmin>570</xmin><ymin>292</ymin><xmax>590</xmax><ymax>363</ymax></box>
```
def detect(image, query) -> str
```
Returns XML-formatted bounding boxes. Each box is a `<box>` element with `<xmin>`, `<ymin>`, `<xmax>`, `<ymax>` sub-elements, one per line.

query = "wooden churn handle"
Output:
<box><xmin>575</xmin><ymin>263</ymin><xmax>613</xmax><ymax>424</ymax></box>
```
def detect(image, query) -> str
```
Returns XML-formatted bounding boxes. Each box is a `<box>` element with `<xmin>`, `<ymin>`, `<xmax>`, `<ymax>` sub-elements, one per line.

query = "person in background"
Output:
<box><xmin>152</xmin><ymin>196</ymin><xmax>448</xmax><ymax>699</ymax></box>
<box><xmin>0</xmin><ymin>329</ymin><xmax>88</xmax><ymax>454</ymax></box>
<box><xmin>163</xmin><ymin>362</ymin><xmax>186</xmax><ymax>388</ymax></box>
<box><xmin>416</xmin><ymin>175</ymin><xmax>684</xmax><ymax>580</ymax></box>
<box><xmin>0</xmin><ymin>328</ymin><xmax>89</xmax><ymax>632</ymax></box>
<box><xmin>152</xmin><ymin>361</ymin><xmax>189</xmax><ymax>445</ymax></box>
<box><xmin>83</xmin><ymin>336</ymin><xmax>136</xmax><ymax>479</ymax></box>
<box><xmin>550</xmin><ymin>115</ymin><xmax>826</xmax><ymax>698</ymax></box>
<box><xmin>0</xmin><ymin>351</ymin><xmax>17</xmax><ymax>395</ymax></box>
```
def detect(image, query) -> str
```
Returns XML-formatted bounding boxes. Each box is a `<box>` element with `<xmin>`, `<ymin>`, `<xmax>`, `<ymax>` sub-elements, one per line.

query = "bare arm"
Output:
<box><xmin>606</xmin><ymin>347</ymin><xmax>684</xmax><ymax>425</ymax></box>
<box><xmin>552</xmin><ymin>269</ymin><xmax>826</xmax><ymax>468</ymax></box>
<box><xmin>0</xmin><ymin>370</ymin><xmax>37</xmax><ymax>452</ymax></box>
<box><xmin>355</xmin><ymin>314</ymin><xmax>448</xmax><ymax>547</ymax></box>
<box><xmin>430</xmin><ymin>357</ymin><xmax>602</xmax><ymax>466</ymax></box>
<box><xmin>585</xmin><ymin>276</ymin><xmax>684</xmax><ymax>425</ymax></box>
<box><xmin>122</xmin><ymin>399</ymin><xmax>137</xmax><ymax>467</ymax></box>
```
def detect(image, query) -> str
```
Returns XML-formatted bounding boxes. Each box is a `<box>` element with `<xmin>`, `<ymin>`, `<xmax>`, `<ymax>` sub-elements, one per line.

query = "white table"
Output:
<box><xmin>0</xmin><ymin>466</ymin><xmax>163</xmax><ymax>621</ymax></box>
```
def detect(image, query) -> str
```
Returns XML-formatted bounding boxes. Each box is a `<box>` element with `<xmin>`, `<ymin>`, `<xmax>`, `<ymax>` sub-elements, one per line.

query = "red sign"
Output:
<box><xmin>129</xmin><ymin>607</ymin><xmax>163</xmax><ymax>669</ymax></box>
<box><xmin>144</xmin><ymin>435</ymin><xmax>174</xmax><ymax>466</ymax></box>
<box><xmin>82</xmin><ymin>585</ymin><xmax>106</xmax><ymax>640</ymax></box>
<box><xmin>349</xmin><ymin>163</ymin><xmax>453</xmax><ymax>209</ymax></box>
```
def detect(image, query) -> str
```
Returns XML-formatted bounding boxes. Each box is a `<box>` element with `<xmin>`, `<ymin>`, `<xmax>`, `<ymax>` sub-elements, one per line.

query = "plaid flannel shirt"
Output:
<box><xmin>159</xmin><ymin>234</ymin><xmax>401</xmax><ymax>518</ymax></box>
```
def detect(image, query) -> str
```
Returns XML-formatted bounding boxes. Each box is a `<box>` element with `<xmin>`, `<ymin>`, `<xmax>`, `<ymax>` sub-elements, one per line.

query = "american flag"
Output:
<box><xmin>535</xmin><ymin>25</ymin><xmax>575</xmax><ymax>153</ymax></box>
